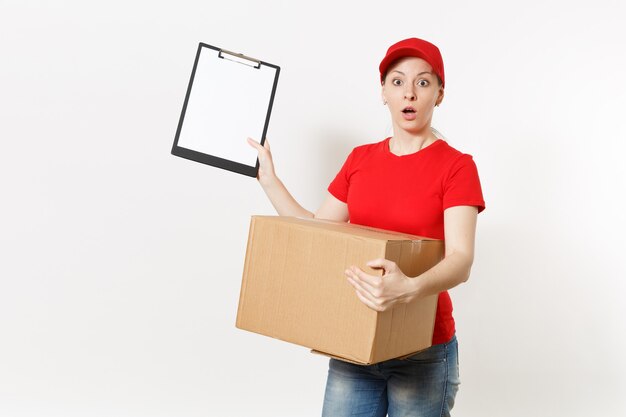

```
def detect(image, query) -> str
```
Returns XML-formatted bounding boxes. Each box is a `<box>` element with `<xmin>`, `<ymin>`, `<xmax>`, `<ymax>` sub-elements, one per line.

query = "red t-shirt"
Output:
<box><xmin>328</xmin><ymin>137</ymin><xmax>485</xmax><ymax>345</ymax></box>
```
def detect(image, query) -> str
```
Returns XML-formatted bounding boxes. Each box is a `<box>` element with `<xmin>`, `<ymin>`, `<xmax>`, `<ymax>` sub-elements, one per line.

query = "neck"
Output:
<box><xmin>389</xmin><ymin>128</ymin><xmax>438</xmax><ymax>156</ymax></box>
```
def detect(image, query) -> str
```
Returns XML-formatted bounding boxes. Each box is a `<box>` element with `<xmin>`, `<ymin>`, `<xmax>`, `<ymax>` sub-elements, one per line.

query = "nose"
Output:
<box><xmin>403</xmin><ymin>87</ymin><xmax>416</xmax><ymax>101</ymax></box>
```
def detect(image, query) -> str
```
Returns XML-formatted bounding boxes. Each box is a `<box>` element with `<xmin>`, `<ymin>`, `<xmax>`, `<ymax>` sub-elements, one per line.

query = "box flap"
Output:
<box><xmin>251</xmin><ymin>215</ymin><xmax>436</xmax><ymax>242</ymax></box>
<box><xmin>310</xmin><ymin>349</ymin><xmax>375</xmax><ymax>365</ymax></box>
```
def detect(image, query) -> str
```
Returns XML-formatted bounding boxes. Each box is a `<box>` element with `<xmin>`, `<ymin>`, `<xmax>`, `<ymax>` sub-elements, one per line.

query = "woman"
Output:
<box><xmin>248</xmin><ymin>37</ymin><xmax>485</xmax><ymax>417</ymax></box>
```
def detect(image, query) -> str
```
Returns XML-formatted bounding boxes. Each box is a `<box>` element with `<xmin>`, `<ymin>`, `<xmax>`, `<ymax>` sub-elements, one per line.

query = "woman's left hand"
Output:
<box><xmin>345</xmin><ymin>259</ymin><xmax>417</xmax><ymax>312</ymax></box>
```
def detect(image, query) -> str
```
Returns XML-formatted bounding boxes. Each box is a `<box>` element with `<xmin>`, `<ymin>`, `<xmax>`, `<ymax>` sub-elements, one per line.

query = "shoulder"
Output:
<box><xmin>342</xmin><ymin>137</ymin><xmax>389</xmax><ymax>165</ymax></box>
<box><xmin>434</xmin><ymin>140</ymin><xmax>465</xmax><ymax>159</ymax></box>
<box><xmin>433</xmin><ymin>140</ymin><xmax>479</xmax><ymax>169</ymax></box>
<box><xmin>351</xmin><ymin>137</ymin><xmax>389</xmax><ymax>155</ymax></box>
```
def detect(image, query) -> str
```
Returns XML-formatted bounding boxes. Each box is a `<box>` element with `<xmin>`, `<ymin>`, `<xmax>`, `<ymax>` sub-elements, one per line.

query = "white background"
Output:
<box><xmin>1</xmin><ymin>1</ymin><xmax>625</xmax><ymax>416</ymax></box>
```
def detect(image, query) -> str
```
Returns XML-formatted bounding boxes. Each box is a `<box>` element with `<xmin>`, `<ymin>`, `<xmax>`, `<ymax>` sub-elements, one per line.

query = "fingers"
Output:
<box><xmin>248</xmin><ymin>137</ymin><xmax>276</xmax><ymax>183</ymax></box>
<box><xmin>345</xmin><ymin>266</ymin><xmax>381</xmax><ymax>296</ymax></box>
<box><xmin>345</xmin><ymin>260</ymin><xmax>402</xmax><ymax>312</ymax></box>
<box><xmin>247</xmin><ymin>137</ymin><xmax>263</xmax><ymax>151</ymax></box>
<box><xmin>353</xmin><ymin>286</ymin><xmax>383</xmax><ymax>311</ymax></box>
<box><xmin>349</xmin><ymin>265</ymin><xmax>383</xmax><ymax>287</ymax></box>
<box><xmin>366</xmin><ymin>258</ymin><xmax>396</xmax><ymax>274</ymax></box>
<box><xmin>346</xmin><ymin>269</ymin><xmax>387</xmax><ymax>312</ymax></box>
<box><xmin>346</xmin><ymin>273</ymin><xmax>380</xmax><ymax>310</ymax></box>
<box><xmin>247</xmin><ymin>137</ymin><xmax>271</xmax><ymax>152</ymax></box>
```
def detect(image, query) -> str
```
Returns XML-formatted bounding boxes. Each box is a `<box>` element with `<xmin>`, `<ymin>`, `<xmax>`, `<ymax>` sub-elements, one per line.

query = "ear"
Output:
<box><xmin>381</xmin><ymin>86</ymin><xmax>387</xmax><ymax>105</ymax></box>
<box><xmin>435</xmin><ymin>87</ymin><xmax>444</xmax><ymax>107</ymax></box>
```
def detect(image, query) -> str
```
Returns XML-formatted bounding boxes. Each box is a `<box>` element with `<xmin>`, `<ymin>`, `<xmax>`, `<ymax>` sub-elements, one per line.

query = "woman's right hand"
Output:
<box><xmin>245</xmin><ymin>136</ymin><xmax>316</xmax><ymax>219</ymax></box>
<box><xmin>247</xmin><ymin>137</ymin><xmax>276</xmax><ymax>186</ymax></box>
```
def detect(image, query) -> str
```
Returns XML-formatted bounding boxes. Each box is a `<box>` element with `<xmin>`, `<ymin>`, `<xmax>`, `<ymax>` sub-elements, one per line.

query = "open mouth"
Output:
<box><xmin>402</xmin><ymin>107</ymin><xmax>416</xmax><ymax>114</ymax></box>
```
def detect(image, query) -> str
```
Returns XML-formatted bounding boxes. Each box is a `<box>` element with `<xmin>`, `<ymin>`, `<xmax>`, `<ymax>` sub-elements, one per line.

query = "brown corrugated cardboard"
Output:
<box><xmin>236</xmin><ymin>216</ymin><xmax>444</xmax><ymax>365</ymax></box>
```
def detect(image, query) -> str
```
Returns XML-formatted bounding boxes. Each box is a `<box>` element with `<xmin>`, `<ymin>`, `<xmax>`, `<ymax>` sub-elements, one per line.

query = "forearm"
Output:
<box><xmin>260</xmin><ymin>175</ymin><xmax>313</xmax><ymax>218</ymax></box>
<box><xmin>409</xmin><ymin>251</ymin><xmax>473</xmax><ymax>300</ymax></box>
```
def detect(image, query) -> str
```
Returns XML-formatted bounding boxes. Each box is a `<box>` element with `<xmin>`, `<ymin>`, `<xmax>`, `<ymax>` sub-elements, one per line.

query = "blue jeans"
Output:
<box><xmin>321</xmin><ymin>336</ymin><xmax>459</xmax><ymax>417</ymax></box>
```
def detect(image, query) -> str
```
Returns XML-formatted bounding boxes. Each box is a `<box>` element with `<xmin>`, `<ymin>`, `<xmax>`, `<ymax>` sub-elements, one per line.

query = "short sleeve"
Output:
<box><xmin>442</xmin><ymin>154</ymin><xmax>486</xmax><ymax>213</ymax></box>
<box><xmin>327</xmin><ymin>151</ymin><xmax>355</xmax><ymax>203</ymax></box>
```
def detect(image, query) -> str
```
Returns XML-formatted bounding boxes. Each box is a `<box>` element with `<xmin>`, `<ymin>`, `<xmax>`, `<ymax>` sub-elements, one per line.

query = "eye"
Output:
<box><xmin>392</xmin><ymin>79</ymin><xmax>403</xmax><ymax>86</ymax></box>
<box><xmin>417</xmin><ymin>79</ymin><xmax>430</xmax><ymax>87</ymax></box>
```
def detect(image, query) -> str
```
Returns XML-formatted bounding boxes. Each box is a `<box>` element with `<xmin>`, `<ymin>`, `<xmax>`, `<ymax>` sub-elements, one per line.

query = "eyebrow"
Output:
<box><xmin>390</xmin><ymin>70</ymin><xmax>433</xmax><ymax>77</ymax></box>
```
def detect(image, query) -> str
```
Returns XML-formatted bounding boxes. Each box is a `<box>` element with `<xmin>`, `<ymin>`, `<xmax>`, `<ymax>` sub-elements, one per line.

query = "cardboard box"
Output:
<box><xmin>236</xmin><ymin>216</ymin><xmax>444</xmax><ymax>365</ymax></box>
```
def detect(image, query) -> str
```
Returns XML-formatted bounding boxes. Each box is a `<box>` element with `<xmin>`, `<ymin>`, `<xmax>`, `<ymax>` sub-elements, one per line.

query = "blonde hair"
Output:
<box><xmin>431</xmin><ymin>127</ymin><xmax>446</xmax><ymax>140</ymax></box>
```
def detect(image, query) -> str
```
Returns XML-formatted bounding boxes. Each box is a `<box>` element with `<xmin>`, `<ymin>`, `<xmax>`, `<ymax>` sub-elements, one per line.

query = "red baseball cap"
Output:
<box><xmin>379</xmin><ymin>38</ymin><xmax>445</xmax><ymax>87</ymax></box>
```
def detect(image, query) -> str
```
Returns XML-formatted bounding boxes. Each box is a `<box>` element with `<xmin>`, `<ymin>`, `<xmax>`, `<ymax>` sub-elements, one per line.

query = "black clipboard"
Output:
<box><xmin>172</xmin><ymin>43</ymin><xmax>280</xmax><ymax>177</ymax></box>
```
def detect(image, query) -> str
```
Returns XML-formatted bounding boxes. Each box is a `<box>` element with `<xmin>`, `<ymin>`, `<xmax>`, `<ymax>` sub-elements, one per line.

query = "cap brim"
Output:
<box><xmin>379</xmin><ymin>48</ymin><xmax>434</xmax><ymax>83</ymax></box>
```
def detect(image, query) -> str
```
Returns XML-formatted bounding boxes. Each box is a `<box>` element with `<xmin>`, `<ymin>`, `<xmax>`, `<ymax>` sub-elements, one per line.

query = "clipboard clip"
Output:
<box><xmin>219</xmin><ymin>49</ymin><xmax>262</xmax><ymax>69</ymax></box>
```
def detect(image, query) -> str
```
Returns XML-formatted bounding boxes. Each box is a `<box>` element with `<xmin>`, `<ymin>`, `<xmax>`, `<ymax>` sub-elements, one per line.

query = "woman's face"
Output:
<box><xmin>381</xmin><ymin>56</ymin><xmax>444</xmax><ymax>136</ymax></box>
